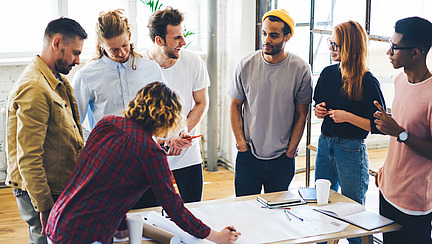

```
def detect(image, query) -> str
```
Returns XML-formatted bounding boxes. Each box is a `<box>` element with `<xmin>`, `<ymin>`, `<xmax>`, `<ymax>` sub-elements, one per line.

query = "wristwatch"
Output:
<box><xmin>397</xmin><ymin>129</ymin><xmax>409</xmax><ymax>143</ymax></box>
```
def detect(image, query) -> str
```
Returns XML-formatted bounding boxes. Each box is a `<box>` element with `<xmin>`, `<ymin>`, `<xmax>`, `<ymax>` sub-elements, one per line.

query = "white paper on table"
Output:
<box><xmin>142</xmin><ymin>200</ymin><xmax>348</xmax><ymax>244</ymax></box>
<box><xmin>188</xmin><ymin>200</ymin><xmax>348</xmax><ymax>243</ymax></box>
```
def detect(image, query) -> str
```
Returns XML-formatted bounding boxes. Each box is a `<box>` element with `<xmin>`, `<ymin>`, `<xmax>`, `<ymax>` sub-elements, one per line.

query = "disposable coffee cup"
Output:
<box><xmin>315</xmin><ymin>179</ymin><xmax>331</xmax><ymax>206</ymax></box>
<box><xmin>126</xmin><ymin>215</ymin><xmax>143</xmax><ymax>244</ymax></box>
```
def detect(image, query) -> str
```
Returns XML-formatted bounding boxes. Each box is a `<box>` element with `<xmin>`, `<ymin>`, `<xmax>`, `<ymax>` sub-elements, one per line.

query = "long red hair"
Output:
<box><xmin>334</xmin><ymin>21</ymin><xmax>369</xmax><ymax>101</ymax></box>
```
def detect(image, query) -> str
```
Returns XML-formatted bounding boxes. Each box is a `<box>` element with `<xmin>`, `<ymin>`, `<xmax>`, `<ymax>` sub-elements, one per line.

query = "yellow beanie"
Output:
<box><xmin>262</xmin><ymin>9</ymin><xmax>295</xmax><ymax>36</ymax></box>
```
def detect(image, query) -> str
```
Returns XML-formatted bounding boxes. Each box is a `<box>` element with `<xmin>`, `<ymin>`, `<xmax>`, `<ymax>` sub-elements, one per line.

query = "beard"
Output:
<box><xmin>164</xmin><ymin>45</ymin><xmax>179</xmax><ymax>59</ymax></box>
<box><xmin>55</xmin><ymin>49</ymin><xmax>74</xmax><ymax>75</ymax></box>
<box><xmin>55</xmin><ymin>59</ymin><xmax>74</xmax><ymax>75</ymax></box>
<box><xmin>263</xmin><ymin>40</ymin><xmax>284</xmax><ymax>55</ymax></box>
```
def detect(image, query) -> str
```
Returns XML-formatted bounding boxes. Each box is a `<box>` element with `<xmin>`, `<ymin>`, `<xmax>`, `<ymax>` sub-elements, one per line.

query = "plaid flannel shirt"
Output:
<box><xmin>46</xmin><ymin>115</ymin><xmax>210</xmax><ymax>243</ymax></box>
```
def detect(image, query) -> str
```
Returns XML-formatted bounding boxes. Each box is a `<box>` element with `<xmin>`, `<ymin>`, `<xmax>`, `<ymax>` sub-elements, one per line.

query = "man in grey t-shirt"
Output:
<box><xmin>229</xmin><ymin>9</ymin><xmax>312</xmax><ymax>197</ymax></box>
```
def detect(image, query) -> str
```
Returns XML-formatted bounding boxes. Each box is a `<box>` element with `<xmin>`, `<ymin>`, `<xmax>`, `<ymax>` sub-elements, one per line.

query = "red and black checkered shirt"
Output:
<box><xmin>46</xmin><ymin>115</ymin><xmax>210</xmax><ymax>243</ymax></box>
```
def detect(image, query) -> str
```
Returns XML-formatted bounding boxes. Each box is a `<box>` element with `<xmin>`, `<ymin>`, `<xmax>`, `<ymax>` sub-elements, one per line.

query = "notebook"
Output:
<box><xmin>314</xmin><ymin>202</ymin><xmax>395</xmax><ymax>231</ymax></box>
<box><xmin>298</xmin><ymin>187</ymin><xmax>317</xmax><ymax>203</ymax></box>
<box><xmin>257</xmin><ymin>191</ymin><xmax>305</xmax><ymax>207</ymax></box>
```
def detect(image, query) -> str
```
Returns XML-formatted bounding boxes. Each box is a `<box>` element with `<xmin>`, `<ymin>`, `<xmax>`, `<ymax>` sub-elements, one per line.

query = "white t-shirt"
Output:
<box><xmin>143</xmin><ymin>49</ymin><xmax>210</xmax><ymax>170</ymax></box>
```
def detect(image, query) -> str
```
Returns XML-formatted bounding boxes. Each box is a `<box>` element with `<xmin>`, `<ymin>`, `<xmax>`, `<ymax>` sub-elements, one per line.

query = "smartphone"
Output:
<box><xmin>160</xmin><ymin>144</ymin><xmax>169</xmax><ymax>152</ymax></box>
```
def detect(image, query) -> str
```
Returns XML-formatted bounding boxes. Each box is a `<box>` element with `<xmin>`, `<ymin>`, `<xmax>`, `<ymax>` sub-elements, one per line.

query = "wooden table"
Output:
<box><xmin>126</xmin><ymin>190</ymin><xmax>400</xmax><ymax>244</ymax></box>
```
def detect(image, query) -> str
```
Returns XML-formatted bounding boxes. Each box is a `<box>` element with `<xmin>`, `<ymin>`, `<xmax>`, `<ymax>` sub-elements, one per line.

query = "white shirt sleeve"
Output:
<box><xmin>71</xmin><ymin>70</ymin><xmax>92</xmax><ymax>141</ymax></box>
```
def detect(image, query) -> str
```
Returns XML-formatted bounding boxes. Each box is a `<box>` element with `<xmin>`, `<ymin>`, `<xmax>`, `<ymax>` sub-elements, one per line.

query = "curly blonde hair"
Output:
<box><xmin>124</xmin><ymin>82</ymin><xmax>184</xmax><ymax>137</ymax></box>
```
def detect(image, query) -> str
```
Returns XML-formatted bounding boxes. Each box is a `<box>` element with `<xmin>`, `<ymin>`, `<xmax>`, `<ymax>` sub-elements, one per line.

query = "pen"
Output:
<box><xmin>185</xmin><ymin>134</ymin><xmax>202</xmax><ymax>140</ymax></box>
<box><xmin>261</xmin><ymin>206</ymin><xmax>288</xmax><ymax>209</ymax></box>
<box><xmin>261</xmin><ymin>206</ymin><xmax>300</xmax><ymax>209</ymax></box>
<box><xmin>227</xmin><ymin>226</ymin><xmax>236</xmax><ymax>232</ymax></box>
<box><xmin>283</xmin><ymin>209</ymin><xmax>292</xmax><ymax>221</ymax></box>
<box><xmin>285</xmin><ymin>209</ymin><xmax>304</xmax><ymax>221</ymax></box>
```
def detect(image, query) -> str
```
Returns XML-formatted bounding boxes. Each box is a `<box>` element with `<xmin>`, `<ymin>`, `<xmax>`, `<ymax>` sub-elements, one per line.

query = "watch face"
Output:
<box><xmin>399</xmin><ymin>131</ymin><xmax>408</xmax><ymax>141</ymax></box>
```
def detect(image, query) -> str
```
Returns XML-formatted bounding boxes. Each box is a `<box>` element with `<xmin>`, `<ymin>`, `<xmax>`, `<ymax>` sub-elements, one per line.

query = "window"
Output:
<box><xmin>1</xmin><ymin>0</ymin><xmax>57</xmax><ymax>57</ymax></box>
<box><xmin>277</xmin><ymin>0</ymin><xmax>310</xmax><ymax>62</ymax></box>
<box><xmin>273</xmin><ymin>0</ymin><xmax>432</xmax><ymax>184</ymax></box>
<box><xmin>135</xmin><ymin>0</ymin><xmax>207</xmax><ymax>52</ymax></box>
<box><xmin>0</xmin><ymin>0</ymin><xmax>207</xmax><ymax>60</ymax></box>
<box><xmin>68</xmin><ymin>0</ymin><xmax>130</xmax><ymax>57</ymax></box>
<box><xmin>369</xmin><ymin>0</ymin><xmax>432</xmax><ymax>37</ymax></box>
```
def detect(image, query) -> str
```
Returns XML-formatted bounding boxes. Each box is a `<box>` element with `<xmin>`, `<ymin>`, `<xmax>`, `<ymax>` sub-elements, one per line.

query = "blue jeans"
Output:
<box><xmin>315</xmin><ymin>135</ymin><xmax>369</xmax><ymax>205</ymax></box>
<box><xmin>315</xmin><ymin>135</ymin><xmax>369</xmax><ymax>244</ymax></box>
<box><xmin>235</xmin><ymin>150</ymin><xmax>295</xmax><ymax>197</ymax></box>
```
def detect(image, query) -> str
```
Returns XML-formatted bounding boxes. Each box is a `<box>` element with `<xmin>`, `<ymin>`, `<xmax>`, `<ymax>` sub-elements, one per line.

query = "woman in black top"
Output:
<box><xmin>313</xmin><ymin>21</ymin><xmax>386</xmax><ymax>209</ymax></box>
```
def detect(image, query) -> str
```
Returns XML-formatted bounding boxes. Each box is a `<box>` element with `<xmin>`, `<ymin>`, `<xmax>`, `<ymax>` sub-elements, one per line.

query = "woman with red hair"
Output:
<box><xmin>313</xmin><ymin>20</ymin><xmax>386</xmax><ymax>243</ymax></box>
<box><xmin>313</xmin><ymin>20</ymin><xmax>386</xmax><ymax>216</ymax></box>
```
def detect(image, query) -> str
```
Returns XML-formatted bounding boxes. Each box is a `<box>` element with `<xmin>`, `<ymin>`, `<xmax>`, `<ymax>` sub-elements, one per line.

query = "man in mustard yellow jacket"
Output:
<box><xmin>6</xmin><ymin>17</ymin><xmax>87</xmax><ymax>244</ymax></box>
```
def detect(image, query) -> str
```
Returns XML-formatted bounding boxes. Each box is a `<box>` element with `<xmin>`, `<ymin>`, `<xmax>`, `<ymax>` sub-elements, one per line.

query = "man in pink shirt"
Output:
<box><xmin>373</xmin><ymin>17</ymin><xmax>432</xmax><ymax>244</ymax></box>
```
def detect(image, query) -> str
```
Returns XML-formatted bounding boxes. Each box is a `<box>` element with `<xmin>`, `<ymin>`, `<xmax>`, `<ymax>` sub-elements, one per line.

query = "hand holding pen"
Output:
<box><xmin>164</xmin><ymin>131</ymin><xmax>193</xmax><ymax>155</ymax></box>
<box><xmin>185</xmin><ymin>134</ymin><xmax>202</xmax><ymax>140</ymax></box>
<box><xmin>207</xmin><ymin>226</ymin><xmax>241</xmax><ymax>243</ymax></box>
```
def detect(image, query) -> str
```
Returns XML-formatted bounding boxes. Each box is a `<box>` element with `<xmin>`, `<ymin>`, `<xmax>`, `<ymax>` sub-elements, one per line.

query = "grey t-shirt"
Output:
<box><xmin>228</xmin><ymin>50</ymin><xmax>312</xmax><ymax>159</ymax></box>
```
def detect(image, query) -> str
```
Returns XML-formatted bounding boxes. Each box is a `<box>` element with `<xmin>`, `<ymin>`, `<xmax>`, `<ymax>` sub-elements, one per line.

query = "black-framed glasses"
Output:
<box><xmin>389</xmin><ymin>39</ymin><xmax>424</xmax><ymax>55</ymax></box>
<box><xmin>327</xmin><ymin>38</ymin><xmax>339</xmax><ymax>51</ymax></box>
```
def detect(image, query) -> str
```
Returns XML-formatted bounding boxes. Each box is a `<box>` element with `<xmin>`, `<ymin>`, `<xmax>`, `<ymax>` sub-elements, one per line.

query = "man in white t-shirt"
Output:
<box><xmin>229</xmin><ymin>9</ymin><xmax>312</xmax><ymax>197</ymax></box>
<box><xmin>144</xmin><ymin>7</ymin><xmax>210</xmax><ymax>203</ymax></box>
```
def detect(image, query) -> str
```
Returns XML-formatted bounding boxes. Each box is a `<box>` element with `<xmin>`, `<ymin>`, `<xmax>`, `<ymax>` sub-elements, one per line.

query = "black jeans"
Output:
<box><xmin>379</xmin><ymin>192</ymin><xmax>432</xmax><ymax>244</ymax></box>
<box><xmin>172</xmin><ymin>163</ymin><xmax>203</xmax><ymax>203</ymax></box>
<box><xmin>131</xmin><ymin>186</ymin><xmax>159</xmax><ymax>209</ymax></box>
<box><xmin>132</xmin><ymin>163</ymin><xmax>204</xmax><ymax>209</ymax></box>
<box><xmin>234</xmin><ymin>150</ymin><xmax>295</xmax><ymax>197</ymax></box>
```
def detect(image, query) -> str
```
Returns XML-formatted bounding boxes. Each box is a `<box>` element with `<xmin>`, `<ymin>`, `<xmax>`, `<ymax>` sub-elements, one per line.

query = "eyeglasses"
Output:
<box><xmin>327</xmin><ymin>38</ymin><xmax>339</xmax><ymax>51</ymax></box>
<box><xmin>389</xmin><ymin>39</ymin><xmax>424</xmax><ymax>55</ymax></box>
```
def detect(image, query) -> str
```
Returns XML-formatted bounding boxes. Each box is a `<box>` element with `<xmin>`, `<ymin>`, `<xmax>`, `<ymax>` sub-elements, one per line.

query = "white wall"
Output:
<box><xmin>205</xmin><ymin>0</ymin><xmax>256</xmax><ymax>166</ymax></box>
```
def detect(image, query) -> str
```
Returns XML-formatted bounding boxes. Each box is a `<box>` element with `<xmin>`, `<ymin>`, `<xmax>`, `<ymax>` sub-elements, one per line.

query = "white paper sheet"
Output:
<box><xmin>142</xmin><ymin>200</ymin><xmax>348</xmax><ymax>243</ymax></box>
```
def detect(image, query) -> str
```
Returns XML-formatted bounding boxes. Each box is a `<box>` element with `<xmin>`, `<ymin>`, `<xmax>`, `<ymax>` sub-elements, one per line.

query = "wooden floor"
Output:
<box><xmin>0</xmin><ymin>148</ymin><xmax>388</xmax><ymax>243</ymax></box>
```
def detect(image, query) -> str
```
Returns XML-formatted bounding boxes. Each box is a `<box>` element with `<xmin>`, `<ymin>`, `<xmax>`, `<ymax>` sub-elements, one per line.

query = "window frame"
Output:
<box><xmin>0</xmin><ymin>0</ymin><xmax>206</xmax><ymax>65</ymax></box>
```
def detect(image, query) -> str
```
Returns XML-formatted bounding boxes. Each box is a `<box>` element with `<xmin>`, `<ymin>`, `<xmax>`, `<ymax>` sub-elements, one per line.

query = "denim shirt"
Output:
<box><xmin>72</xmin><ymin>55</ymin><xmax>165</xmax><ymax>139</ymax></box>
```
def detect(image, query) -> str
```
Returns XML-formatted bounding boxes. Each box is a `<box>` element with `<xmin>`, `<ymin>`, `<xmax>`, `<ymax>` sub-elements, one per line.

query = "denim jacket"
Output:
<box><xmin>6</xmin><ymin>56</ymin><xmax>84</xmax><ymax>212</ymax></box>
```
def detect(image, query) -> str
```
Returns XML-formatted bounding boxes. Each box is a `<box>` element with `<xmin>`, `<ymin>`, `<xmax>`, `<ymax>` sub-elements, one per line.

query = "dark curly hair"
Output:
<box><xmin>147</xmin><ymin>6</ymin><xmax>184</xmax><ymax>42</ymax></box>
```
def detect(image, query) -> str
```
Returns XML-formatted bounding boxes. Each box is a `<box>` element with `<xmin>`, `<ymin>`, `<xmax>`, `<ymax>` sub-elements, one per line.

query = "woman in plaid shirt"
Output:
<box><xmin>46</xmin><ymin>82</ymin><xmax>240</xmax><ymax>243</ymax></box>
